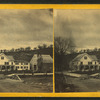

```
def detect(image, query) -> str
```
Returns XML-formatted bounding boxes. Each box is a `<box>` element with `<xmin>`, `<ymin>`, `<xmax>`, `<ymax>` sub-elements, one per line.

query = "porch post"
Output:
<box><xmin>78</xmin><ymin>66</ymin><xmax>80</xmax><ymax>71</ymax></box>
<box><xmin>77</xmin><ymin>66</ymin><xmax>80</xmax><ymax>71</ymax></box>
<box><xmin>1</xmin><ymin>65</ymin><xmax>2</xmax><ymax>71</ymax></box>
<box><xmin>89</xmin><ymin>65</ymin><xmax>90</xmax><ymax>71</ymax></box>
<box><xmin>98</xmin><ymin>65</ymin><xmax>99</xmax><ymax>70</ymax></box>
<box><xmin>5</xmin><ymin>65</ymin><xmax>7</xmax><ymax>71</ymax></box>
<box><xmin>0</xmin><ymin>66</ymin><xmax>1</xmax><ymax>71</ymax></box>
<box><xmin>93</xmin><ymin>66</ymin><xmax>95</xmax><ymax>71</ymax></box>
<box><xmin>83</xmin><ymin>66</ymin><xmax>85</xmax><ymax>71</ymax></box>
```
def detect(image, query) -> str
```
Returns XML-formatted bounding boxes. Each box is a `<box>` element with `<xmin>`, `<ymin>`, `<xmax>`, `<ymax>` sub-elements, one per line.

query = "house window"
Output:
<box><xmin>5</xmin><ymin>62</ymin><xmax>9</xmax><ymax>65</ymax></box>
<box><xmin>12</xmin><ymin>62</ymin><xmax>13</xmax><ymax>65</ymax></box>
<box><xmin>88</xmin><ymin>62</ymin><xmax>92</xmax><ymax>65</ymax></box>
<box><xmin>1</xmin><ymin>56</ymin><xmax>4</xmax><ymax>60</ymax></box>
<box><xmin>84</xmin><ymin>56</ymin><xmax>87</xmax><ymax>59</ymax></box>
<box><xmin>34</xmin><ymin>65</ymin><xmax>36</xmax><ymax>70</ymax></box>
<box><xmin>2</xmin><ymin>66</ymin><xmax>5</xmax><ymax>69</ymax></box>
<box><xmin>16</xmin><ymin>66</ymin><xmax>19</xmax><ymax>69</ymax></box>
<box><xmin>7</xmin><ymin>66</ymin><xmax>10</xmax><ymax>69</ymax></box>
<box><xmin>80</xmin><ymin>62</ymin><xmax>83</xmax><ymax>65</ymax></box>
<box><xmin>25</xmin><ymin>63</ymin><xmax>28</xmax><ymax>65</ymax></box>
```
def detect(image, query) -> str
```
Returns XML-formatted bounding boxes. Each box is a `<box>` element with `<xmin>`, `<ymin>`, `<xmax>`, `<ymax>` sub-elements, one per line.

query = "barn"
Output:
<box><xmin>37</xmin><ymin>55</ymin><xmax>53</xmax><ymax>73</ymax></box>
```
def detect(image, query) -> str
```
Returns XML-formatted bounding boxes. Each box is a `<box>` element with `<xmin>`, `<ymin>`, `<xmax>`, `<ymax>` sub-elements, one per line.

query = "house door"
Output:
<box><xmin>34</xmin><ymin>65</ymin><xmax>37</xmax><ymax>71</ymax></box>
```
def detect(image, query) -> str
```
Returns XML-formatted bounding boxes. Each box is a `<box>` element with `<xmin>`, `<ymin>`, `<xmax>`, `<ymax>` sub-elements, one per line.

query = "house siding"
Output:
<box><xmin>0</xmin><ymin>53</ymin><xmax>15</xmax><ymax>71</ymax></box>
<box><xmin>70</xmin><ymin>53</ymin><xmax>99</xmax><ymax>71</ymax></box>
<box><xmin>30</xmin><ymin>54</ymin><xmax>38</xmax><ymax>72</ymax></box>
<box><xmin>15</xmin><ymin>62</ymin><xmax>30</xmax><ymax>70</ymax></box>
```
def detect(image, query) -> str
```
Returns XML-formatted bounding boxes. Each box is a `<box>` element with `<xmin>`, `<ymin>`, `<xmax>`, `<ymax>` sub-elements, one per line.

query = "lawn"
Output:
<box><xmin>0</xmin><ymin>75</ymin><xmax>53</xmax><ymax>92</ymax></box>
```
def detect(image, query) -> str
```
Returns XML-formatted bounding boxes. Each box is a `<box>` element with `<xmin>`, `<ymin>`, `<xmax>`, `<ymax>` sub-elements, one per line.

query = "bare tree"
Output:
<box><xmin>54</xmin><ymin>36</ymin><xmax>75</xmax><ymax>55</ymax></box>
<box><xmin>54</xmin><ymin>36</ymin><xmax>76</xmax><ymax>72</ymax></box>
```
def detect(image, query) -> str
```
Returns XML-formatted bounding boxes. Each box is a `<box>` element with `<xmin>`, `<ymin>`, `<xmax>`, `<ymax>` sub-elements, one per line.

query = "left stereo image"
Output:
<box><xmin>0</xmin><ymin>9</ymin><xmax>53</xmax><ymax>92</ymax></box>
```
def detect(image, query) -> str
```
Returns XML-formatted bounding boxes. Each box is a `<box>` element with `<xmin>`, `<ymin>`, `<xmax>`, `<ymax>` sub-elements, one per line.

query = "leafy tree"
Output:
<box><xmin>42</xmin><ymin>44</ymin><xmax>47</xmax><ymax>48</ymax></box>
<box><xmin>38</xmin><ymin>45</ymin><xmax>42</xmax><ymax>49</ymax></box>
<box><xmin>19</xmin><ymin>47</ymin><xmax>24</xmax><ymax>51</ymax></box>
<box><xmin>34</xmin><ymin>47</ymin><xmax>37</xmax><ymax>50</ymax></box>
<box><xmin>48</xmin><ymin>44</ymin><xmax>53</xmax><ymax>48</ymax></box>
<box><xmin>94</xmin><ymin>48</ymin><xmax>98</xmax><ymax>51</ymax></box>
<box><xmin>10</xmin><ymin>48</ymin><xmax>15</xmax><ymax>52</ymax></box>
<box><xmin>25</xmin><ymin>47</ymin><xmax>31</xmax><ymax>51</ymax></box>
<box><xmin>3</xmin><ymin>49</ymin><xmax>7</xmax><ymax>53</ymax></box>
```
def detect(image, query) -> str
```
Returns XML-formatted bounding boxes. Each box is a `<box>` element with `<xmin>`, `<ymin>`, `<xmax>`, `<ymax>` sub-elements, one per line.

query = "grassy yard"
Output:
<box><xmin>0</xmin><ymin>75</ymin><xmax>53</xmax><ymax>92</ymax></box>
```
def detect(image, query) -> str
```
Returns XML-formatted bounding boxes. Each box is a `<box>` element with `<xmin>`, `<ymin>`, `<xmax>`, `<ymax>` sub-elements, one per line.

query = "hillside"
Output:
<box><xmin>4</xmin><ymin>48</ymin><xmax>53</xmax><ymax>62</ymax></box>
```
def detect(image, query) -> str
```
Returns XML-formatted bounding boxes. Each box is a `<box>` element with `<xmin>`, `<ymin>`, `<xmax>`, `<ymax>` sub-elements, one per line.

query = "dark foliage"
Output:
<box><xmin>4</xmin><ymin>48</ymin><xmax>53</xmax><ymax>62</ymax></box>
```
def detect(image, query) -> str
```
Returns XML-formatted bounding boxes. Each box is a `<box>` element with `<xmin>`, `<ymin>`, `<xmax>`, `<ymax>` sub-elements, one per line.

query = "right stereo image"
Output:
<box><xmin>54</xmin><ymin>9</ymin><xmax>100</xmax><ymax>92</ymax></box>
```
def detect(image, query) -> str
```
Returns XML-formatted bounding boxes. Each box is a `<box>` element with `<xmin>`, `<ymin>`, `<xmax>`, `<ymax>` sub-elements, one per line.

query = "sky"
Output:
<box><xmin>0</xmin><ymin>9</ymin><xmax>53</xmax><ymax>50</ymax></box>
<box><xmin>54</xmin><ymin>9</ymin><xmax>100</xmax><ymax>50</ymax></box>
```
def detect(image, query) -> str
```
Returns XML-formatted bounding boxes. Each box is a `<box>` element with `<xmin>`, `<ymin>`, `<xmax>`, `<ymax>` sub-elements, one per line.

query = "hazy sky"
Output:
<box><xmin>54</xmin><ymin>9</ymin><xmax>100</xmax><ymax>50</ymax></box>
<box><xmin>0</xmin><ymin>9</ymin><xmax>53</xmax><ymax>50</ymax></box>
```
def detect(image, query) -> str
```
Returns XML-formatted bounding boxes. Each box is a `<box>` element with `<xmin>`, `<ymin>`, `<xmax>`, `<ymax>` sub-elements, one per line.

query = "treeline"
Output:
<box><xmin>0</xmin><ymin>44</ymin><xmax>53</xmax><ymax>53</ymax></box>
<box><xmin>74</xmin><ymin>48</ymin><xmax>100</xmax><ymax>54</ymax></box>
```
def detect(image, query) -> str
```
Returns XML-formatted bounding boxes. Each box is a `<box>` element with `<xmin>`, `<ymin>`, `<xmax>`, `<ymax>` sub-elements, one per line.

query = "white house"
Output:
<box><xmin>0</xmin><ymin>53</ymin><xmax>30</xmax><ymax>71</ymax></box>
<box><xmin>0</xmin><ymin>53</ymin><xmax>52</xmax><ymax>72</ymax></box>
<box><xmin>14</xmin><ymin>60</ymin><xmax>30</xmax><ymax>71</ymax></box>
<box><xmin>70</xmin><ymin>53</ymin><xmax>99</xmax><ymax>71</ymax></box>
<box><xmin>0</xmin><ymin>53</ymin><xmax>15</xmax><ymax>71</ymax></box>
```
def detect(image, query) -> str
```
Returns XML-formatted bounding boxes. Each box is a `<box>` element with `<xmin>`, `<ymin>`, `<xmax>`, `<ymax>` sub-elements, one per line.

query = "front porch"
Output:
<box><xmin>73</xmin><ymin>65</ymin><xmax>100</xmax><ymax>72</ymax></box>
<box><xmin>0</xmin><ymin>65</ymin><xmax>15</xmax><ymax>71</ymax></box>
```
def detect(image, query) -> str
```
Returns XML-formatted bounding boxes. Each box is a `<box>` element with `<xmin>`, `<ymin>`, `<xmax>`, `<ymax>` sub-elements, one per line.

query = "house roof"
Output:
<box><xmin>3</xmin><ymin>52</ymin><xmax>52</xmax><ymax>63</ymax></box>
<box><xmin>0</xmin><ymin>53</ymin><xmax>14</xmax><ymax>61</ymax></box>
<box><xmin>41</xmin><ymin>55</ymin><xmax>53</xmax><ymax>63</ymax></box>
<box><xmin>0</xmin><ymin>48</ymin><xmax>52</xmax><ymax>63</ymax></box>
<box><xmin>72</xmin><ymin>53</ymin><xmax>86</xmax><ymax>62</ymax></box>
<box><xmin>72</xmin><ymin>53</ymin><xmax>98</xmax><ymax>62</ymax></box>
<box><xmin>7</xmin><ymin>56</ymin><xmax>14</xmax><ymax>61</ymax></box>
<box><xmin>90</xmin><ymin>55</ymin><xmax>98</xmax><ymax>61</ymax></box>
<box><xmin>5</xmin><ymin>52</ymin><xmax>33</xmax><ymax>62</ymax></box>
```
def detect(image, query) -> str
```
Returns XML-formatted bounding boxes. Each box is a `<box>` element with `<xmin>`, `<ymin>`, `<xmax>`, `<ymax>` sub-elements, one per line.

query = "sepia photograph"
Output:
<box><xmin>54</xmin><ymin>9</ymin><xmax>100</xmax><ymax>92</ymax></box>
<box><xmin>0</xmin><ymin>9</ymin><xmax>53</xmax><ymax>92</ymax></box>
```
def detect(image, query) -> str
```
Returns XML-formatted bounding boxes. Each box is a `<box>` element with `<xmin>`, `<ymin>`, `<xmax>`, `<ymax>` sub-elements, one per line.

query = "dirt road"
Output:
<box><xmin>0</xmin><ymin>76</ymin><xmax>53</xmax><ymax>92</ymax></box>
<box><xmin>66</xmin><ymin>76</ymin><xmax>100</xmax><ymax>92</ymax></box>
